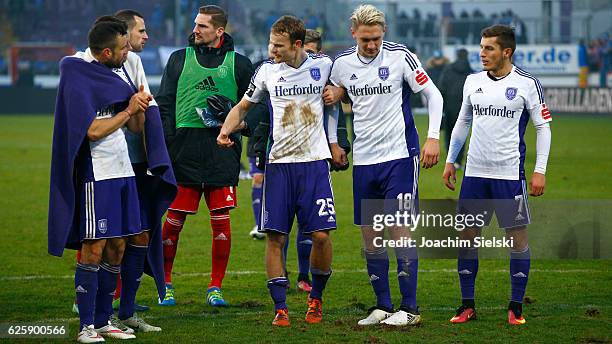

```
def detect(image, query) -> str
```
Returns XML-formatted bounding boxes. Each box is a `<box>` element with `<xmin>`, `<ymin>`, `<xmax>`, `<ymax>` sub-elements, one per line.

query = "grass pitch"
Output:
<box><xmin>0</xmin><ymin>114</ymin><xmax>610</xmax><ymax>343</ymax></box>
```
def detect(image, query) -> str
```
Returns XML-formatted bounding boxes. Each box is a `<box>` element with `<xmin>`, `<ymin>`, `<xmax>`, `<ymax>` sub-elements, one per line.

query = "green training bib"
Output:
<box><xmin>175</xmin><ymin>47</ymin><xmax>237</xmax><ymax>128</ymax></box>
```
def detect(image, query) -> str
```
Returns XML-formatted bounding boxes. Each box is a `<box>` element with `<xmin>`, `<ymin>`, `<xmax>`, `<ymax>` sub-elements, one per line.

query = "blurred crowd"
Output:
<box><xmin>0</xmin><ymin>0</ymin><xmax>177</xmax><ymax>74</ymax></box>
<box><xmin>396</xmin><ymin>8</ymin><xmax>527</xmax><ymax>44</ymax></box>
<box><xmin>250</xmin><ymin>9</ymin><xmax>330</xmax><ymax>43</ymax></box>
<box><xmin>585</xmin><ymin>35</ymin><xmax>611</xmax><ymax>72</ymax></box>
<box><xmin>582</xmin><ymin>34</ymin><xmax>611</xmax><ymax>87</ymax></box>
<box><xmin>0</xmin><ymin>0</ymin><xmax>609</xmax><ymax>86</ymax></box>
<box><xmin>0</xmin><ymin>0</ymin><xmax>329</xmax><ymax>75</ymax></box>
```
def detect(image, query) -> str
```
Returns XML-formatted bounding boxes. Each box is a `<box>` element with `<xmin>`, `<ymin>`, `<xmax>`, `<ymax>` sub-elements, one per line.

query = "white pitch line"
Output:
<box><xmin>0</xmin><ymin>268</ymin><xmax>604</xmax><ymax>282</ymax></box>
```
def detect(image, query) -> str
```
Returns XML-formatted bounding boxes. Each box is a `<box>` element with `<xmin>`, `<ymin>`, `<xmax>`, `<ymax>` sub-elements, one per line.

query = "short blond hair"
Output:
<box><xmin>350</xmin><ymin>4</ymin><xmax>385</xmax><ymax>29</ymax></box>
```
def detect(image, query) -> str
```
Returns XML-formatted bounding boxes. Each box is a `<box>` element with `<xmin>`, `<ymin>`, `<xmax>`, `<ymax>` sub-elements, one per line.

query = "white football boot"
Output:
<box><xmin>380</xmin><ymin>307</ymin><xmax>422</xmax><ymax>326</ymax></box>
<box><xmin>76</xmin><ymin>325</ymin><xmax>104</xmax><ymax>343</ymax></box>
<box><xmin>95</xmin><ymin>322</ymin><xmax>136</xmax><ymax>339</ymax></box>
<box><xmin>357</xmin><ymin>307</ymin><xmax>394</xmax><ymax>325</ymax></box>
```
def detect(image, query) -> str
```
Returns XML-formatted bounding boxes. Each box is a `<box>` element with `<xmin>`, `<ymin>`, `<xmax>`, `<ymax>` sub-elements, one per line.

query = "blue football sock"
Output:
<box><xmin>365</xmin><ymin>249</ymin><xmax>392</xmax><ymax>310</ymax></box>
<box><xmin>252</xmin><ymin>184</ymin><xmax>263</xmax><ymax>229</ymax></box>
<box><xmin>296</xmin><ymin>232</ymin><xmax>312</xmax><ymax>280</ymax></box>
<box><xmin>118</xmin><ymin>244</ymin><xmax>148</xmax><ymax>320</ymax></box>
<box><xmin>458</xmin><ymin>247</ymin><xmax>479</xmax><ymax>301</ymax></box>
<box><xmin>267</xmin><ymin>277</ymin><xmax>289</xmax><ymax>310</ymax></box>
<box><xmin>395</xmin><ymin>246</ymin><xmax>418</xmax><ymax>309</ymax></box>
<box><xmin>510</xmin><ymin>246</ymin><xmax>530</xmax><ymax>303</ymax></box>
<box><xmin>75</xmin><ymin>263</ymin><xmax>99</xmax><ymax>329</ymax></box>
<box><xmin>94</xmin><ymin>262</ymin><xmax>120</xmax><ymax>329</ymax></box>
<box><xmin>310</xmin><ymin>268</ymin><xmax>331</xmax><ymax>300</ymax></box>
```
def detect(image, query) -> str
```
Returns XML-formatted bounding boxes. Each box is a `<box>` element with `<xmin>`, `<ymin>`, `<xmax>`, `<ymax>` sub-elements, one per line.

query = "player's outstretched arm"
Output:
<box><xmin>322</xmin><ymin>85</ymin><xmax>346</xmax><ymax>105</ymax></box>
<box><xmin>217</xmin><ymin>98</ymin><xmax>254</xmax><ymax>147</ymax></box>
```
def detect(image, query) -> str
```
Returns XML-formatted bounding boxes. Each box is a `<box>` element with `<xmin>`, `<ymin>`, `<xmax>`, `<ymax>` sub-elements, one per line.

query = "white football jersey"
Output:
<box><xmin>122</xmin><ymin>51</ymin><xmax>157</xmax><ymax>164</ymax></box>
<box><xmin>73</xmin><ymin>49</ymin><xmax>135</xmax><ymax>181</ymax></box>
<box><xmin>461</xmin><ymin>65</ymin><xmax>552</xmax><ymax>180</ymax></box>
<box><xmin>244</xmin><ymin>54</ymin><xmax>332</xmax><ymax>163</ymax></box>
<box><xmin>330</xmin><ymin>41</ymin><xmax>432</xmax><ymax>165</ymax></box>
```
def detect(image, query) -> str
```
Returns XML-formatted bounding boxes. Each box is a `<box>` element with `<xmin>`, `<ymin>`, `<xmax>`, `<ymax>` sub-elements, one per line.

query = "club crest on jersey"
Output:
<box><xmin>505</xmin><ymin>87</ymin><xmax>518</xmax><ymax>100</ymax></box>
<box><xmin>218</xmin><ymin>65</ymin><xmax>228</xmax><ymax>78</ymax></box>
<box><xmin>378</xmin><ymin>66</ymin><xmax>390</xmax><ymax>81</ymax></box>
<box><xmin>310</xmin><ymin>67</ymin><xmax>321</xmax><ymax>81</ymax></box>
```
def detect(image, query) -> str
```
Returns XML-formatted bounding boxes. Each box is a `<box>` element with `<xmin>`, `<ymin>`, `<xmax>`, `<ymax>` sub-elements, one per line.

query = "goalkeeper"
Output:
<box><xmin>156</xmin><ymin>5</ymin><xmax>255</xmax><ymax>307</ymax></box>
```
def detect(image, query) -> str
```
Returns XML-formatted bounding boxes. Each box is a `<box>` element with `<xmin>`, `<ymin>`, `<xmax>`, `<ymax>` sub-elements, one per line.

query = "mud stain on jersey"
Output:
<box><xmin>282</xmin><ymin>102</ymin><xmax>297</xmax><ymax>129</ymax></box>
<box><xmin>300</xmin><ymin>103</ymin><xmax>316</xmax><ymax>127</ymax></box>
<box><xmin>274</xmin><ymin>101</ymin><xmax>309</xmax><ymax>159</ymax></box>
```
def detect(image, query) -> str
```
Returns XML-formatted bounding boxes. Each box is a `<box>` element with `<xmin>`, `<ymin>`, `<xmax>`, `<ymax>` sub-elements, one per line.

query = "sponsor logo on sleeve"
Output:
<box><xmin>540</xmin><ymin>103</ymin><xmax>552</xmax><ymax>120</ymax></box>
<box><xmin>246</xmin><ymin>81</ymin><xmax>256</xmax><ymax>97</ymax></box>
<box><xmin>415</xmin><ymin>69</ymin><xmax>429</xmax><ymax>86</ymax></box>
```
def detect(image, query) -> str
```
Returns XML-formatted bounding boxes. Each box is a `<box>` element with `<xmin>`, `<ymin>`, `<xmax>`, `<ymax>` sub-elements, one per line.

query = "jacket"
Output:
<box><xmin>439</xmin><ymin>58</ymin><xmax>473</xmax><ymax>120</ymax></box>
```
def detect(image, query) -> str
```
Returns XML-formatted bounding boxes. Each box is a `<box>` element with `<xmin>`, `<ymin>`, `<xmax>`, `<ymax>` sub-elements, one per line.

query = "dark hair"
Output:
<box><xmin>93</xmin><ymin>15</ymin><xmax>123</xmax><ymax>25</ymax></box>
<box><xmin>115</xmin><ymin>9</ymin><xmax>144</xmax><ymax>30</ymax></box>
<box><xmin>199</xmin><ymin>5</ymin><xmax>228</xmax><ymax>28</ymax></box>
<box><xmin>88</xmin><ymin>18</ymin><xmax>128</xmax><ymax>54</ymax></box>
<box><xmin>481</xmin><ymin>24</ymin><xmax>516</xmax><ymax>56</ymax></box>
<box><xmin>304</xmin><ymin>29</ymin><xmax>322</xmax><ymax>52</ymax></box>
<box><xmin>457</xmin><ymin>48</ymin><xmax>468</xmax><ymax>59</ymax></box>
<box><xmin>271</xmin><ymin>15</ymin><xmax>306</xmax><ymax>45</ymax></box>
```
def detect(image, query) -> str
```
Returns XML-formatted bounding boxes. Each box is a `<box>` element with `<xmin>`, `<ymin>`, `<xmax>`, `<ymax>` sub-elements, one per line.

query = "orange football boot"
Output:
<box><xmin>305</xmin><ymin>297</ymin><xmax>323</xmax><ymax>324</ymax></box>
<box><xmin>272</xmin><ymin>309</ymin><xmax>290</xmax><ymax>327</ymax></box>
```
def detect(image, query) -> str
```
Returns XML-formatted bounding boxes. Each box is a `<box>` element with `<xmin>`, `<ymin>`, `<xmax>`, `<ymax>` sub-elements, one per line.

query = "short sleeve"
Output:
<box><xmin>329</xmin><ymin>59</ymin><xmax>344</xmax><ymax>88</ymax></box>
<box><xmin>244</xmin><ymin>63</ymin><xmax>268</xmax><ymax>103</ymax></box>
